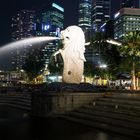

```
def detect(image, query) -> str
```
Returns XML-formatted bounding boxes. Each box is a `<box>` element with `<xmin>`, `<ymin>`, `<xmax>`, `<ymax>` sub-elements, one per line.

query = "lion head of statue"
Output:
<box><xmin>60</xmin><ymin>25</ymin><xmax>86</xmax><ymax>61</ymax></box>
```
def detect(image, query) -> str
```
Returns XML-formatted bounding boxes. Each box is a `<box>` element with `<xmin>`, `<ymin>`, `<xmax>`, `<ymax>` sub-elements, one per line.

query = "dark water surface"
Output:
<box><xmin>0</xmin><ymin>105</ymin><xmax>134</xmax><ymax>140</ymax></box>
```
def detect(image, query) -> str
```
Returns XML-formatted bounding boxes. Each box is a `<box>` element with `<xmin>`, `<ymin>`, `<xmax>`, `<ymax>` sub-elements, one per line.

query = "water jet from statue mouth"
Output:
<box><xmin>0</xmin><ymin>36</ymin><xmax>61</xmax><ymax>54</ymax></box>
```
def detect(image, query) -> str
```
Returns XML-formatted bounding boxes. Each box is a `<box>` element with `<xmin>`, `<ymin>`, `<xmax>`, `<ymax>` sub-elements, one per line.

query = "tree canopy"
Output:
<box><xmin>118</xmin><ymin>31</ymin><xmax>140</xmax><ymax>89</ymax></box>
<box><xmin>84</xmin><ymin>32</ymin><xmax>121</xmax><ymax>79</ymax></box>
<box><xmin>22</xmin><ymin>48</ymin><xmax>45</xmax><ymax>82</ymax></box>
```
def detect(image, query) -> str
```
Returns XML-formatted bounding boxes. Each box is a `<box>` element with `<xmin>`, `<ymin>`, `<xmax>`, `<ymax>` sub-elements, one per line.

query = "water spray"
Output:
<box><xmin>0</xmin><ymin>36</ymin><xmax>60</xmax><ymax>54</ymax></box>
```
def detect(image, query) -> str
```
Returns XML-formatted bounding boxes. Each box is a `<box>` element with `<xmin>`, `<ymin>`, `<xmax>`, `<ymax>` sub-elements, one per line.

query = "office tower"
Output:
<box><xmin>36</xmin><ymin>2</ymin><xmax>64</xmax><ymax>36</ymax></box>
<box><xmin>92</xmin><ymin>0</ymin><xmax>111</xmax><ymax>32</ymax></box>
<box><xmin>11</xmin><ymin>10</ymin><xmax>36</xmax><ymax>71</ymax></box>
<box><xmin>11</xmin><ymin>10</ymin><xmax>36</xmax><ymax>40</ymax></box>
<box><xmin>114</xmin><ymin>8</ymin><xmax>140</xmax><ymax>40</ymax></box>
<box><xmin>37</xmin><ymin>2</ymin><xmax>64</xmax><ymax>67</ymax></box>
<box><xmin>78</xmin><ymin>0</ymin><xmax>91</xmax><ymax>32</ymax></box>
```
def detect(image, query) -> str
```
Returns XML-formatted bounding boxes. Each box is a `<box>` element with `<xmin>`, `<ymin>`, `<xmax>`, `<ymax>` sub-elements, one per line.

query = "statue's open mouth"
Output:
<box><xmin>60</xmin><ymin>34</ymin><xmax>70</xmax><ymax>40</ymax></box>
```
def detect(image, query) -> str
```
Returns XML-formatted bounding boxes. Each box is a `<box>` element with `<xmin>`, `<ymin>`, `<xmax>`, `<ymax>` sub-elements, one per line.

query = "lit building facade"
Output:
<box><xmin>78</xmin><ymin>0</ymin><xmax>91</xmax><ymax>42</ymax></box>
<box><xmin>11</xmin><ymin>10</ymin><xmax>36</xmax><ymax>71</ymax></box>
<box><xmin>38</xmin><ymin>2</ymin><xmax>64</xmax><ymax>67</ymax></box>
<box><xmin>11</xmin><ymin>10</ymin><xmax>36</xmax><ymax>40</ymax></box>
<box><xmin>36</xmin><ymin>3</ymin><xmax>64</xmax><ymax>36</ymax></box>
<box><xmin>78</xmin><ymin>0</ymin><xmax>91</xmax><ymax>32</ymax></box>
<box><xmin>91</xmin><ymin>0</ymin><xmax>111</xmax><ymax>32</ymax></box>
<box><xmin>114</xmin><ymin>8</ymin><xmax>140</xmax><ymax>40</ymax></box>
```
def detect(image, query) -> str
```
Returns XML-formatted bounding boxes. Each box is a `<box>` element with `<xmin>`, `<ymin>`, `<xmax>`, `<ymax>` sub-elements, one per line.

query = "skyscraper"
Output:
<box><xmin>92</xmin><ymin>0</ymin><xmax>111</xmax><ymax>32</ymax></box>
<box><xmin>78</xmin><ymin>0</ymin><xmax>91</xmax><ymax>32</ymax></box>
<box><xmin>114</xmin><ymin>8</ymin><xmax>140</xmax><ymax>40</ymax></box>
<box><xmin>37</xmin><ymin>2</ymin><xmax>64</xmax><ymax>67</ymax></box>
<box><xmin>11</xmin><ymin>10</ymin><xmax>36</xmax><ymax>40</ymax></box>
<box><xmin>11</xmin><ymin>10</ymin><xmax>36</xmax><ymax>70</ymax></box>
<box><xmin>40</xmin><ymin>2</ymin><xmax>64</xmax><ymax>36</ymax></box>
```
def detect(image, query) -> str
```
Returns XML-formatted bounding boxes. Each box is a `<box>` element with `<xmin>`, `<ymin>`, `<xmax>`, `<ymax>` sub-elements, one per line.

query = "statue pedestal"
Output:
<box><xmin>31</xmin><ymin>90</ymin><xmax>105</xmax><ymax>117</ymax></box>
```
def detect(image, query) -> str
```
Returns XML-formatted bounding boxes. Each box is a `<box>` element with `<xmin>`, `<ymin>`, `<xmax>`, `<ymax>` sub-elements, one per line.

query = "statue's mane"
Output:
<box><xmin>61</xmin><ymin>26</ymin><xmax>86</xmax><ymax>61</ymax></box>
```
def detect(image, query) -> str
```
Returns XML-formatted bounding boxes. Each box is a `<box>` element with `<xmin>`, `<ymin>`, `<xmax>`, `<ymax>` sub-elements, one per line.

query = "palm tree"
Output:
<box><xmin>119</xmin><ymin>31</ymin><xmax>140</xmax><ymax>90</ymax></box>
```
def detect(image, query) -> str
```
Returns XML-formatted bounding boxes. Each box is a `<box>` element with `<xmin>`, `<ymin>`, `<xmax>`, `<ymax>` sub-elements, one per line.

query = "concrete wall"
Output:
<box><xmin>31</xmin><ymin>92</ymin><xmax>105</xmax><ymax>117</ymax></box>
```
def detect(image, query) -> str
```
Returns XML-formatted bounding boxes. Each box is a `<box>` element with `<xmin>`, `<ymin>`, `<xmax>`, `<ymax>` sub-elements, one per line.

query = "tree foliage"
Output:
<box><xmin>22</xmin><ymin>48</ymin><xmax>45</xmax><ymax>81</ymax></box>
<box><xmin>118</xmin><ymin>31</ymin><xmax>140</xmax><ymax>72</ymax></box>
<box><xmin>120</xmin><ymin>31</ymin><xmax>140</xmax><ymax>57</ymax></box>
<box><xmin>48</xmin><ymin>53</ymin><xmax>63</xmax><ymax>74</ymax></box>
<box><xmin>85</xmin><ymin>32</ymin><xmax>121</xmax><ymax>79</ymax></box>
<box><xmin>47</xmin><ymin>41</ymin><xmax>63</xmax><ymax>74</ymax></box>
<box><xmin>118</xmin><ymin>31</ymin><xmax>140</xmax><ymax>89</ymax></box>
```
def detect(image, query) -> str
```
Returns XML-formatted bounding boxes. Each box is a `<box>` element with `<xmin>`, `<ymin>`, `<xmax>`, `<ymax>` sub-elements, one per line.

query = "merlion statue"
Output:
<box><xmin>54</xmin><ymin>25</ymin><xmax>86</xmax><ymax>84</ymax></box>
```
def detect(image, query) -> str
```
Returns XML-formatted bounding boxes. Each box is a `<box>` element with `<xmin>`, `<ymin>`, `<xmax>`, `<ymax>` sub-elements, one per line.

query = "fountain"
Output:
<box><xmin>0</xmin><ymin>26</ymin><xmax>95</xmax><ymax>92</ymax></box>
<box><xmin>0</xmin><ymin>25</ymin><xmax>97</xmax><ymax>117</ymax></box>
<box><xmin>31</xmin><ymin>29</ymin><xmax>97</xmax><ymax>115</ymax></box>
<box><xmin>0</xmin><ymin>36</ymin><xmax>59</xmax><ymax>54</ymax></box>
<box><xmin>0</xmin><ymin>36</ymin><xmax>60</xmax><ymax>70</ymax></box>
<box><xmin>54</xmin><ymin>25</ymin><xmax>86</xmax><ymax>84</ymax></box>
<box><xmin>0</xmin><ymin>26</ymin><xmax>85</xmax><ymax>83</ymax></box>
<box><xmin>46</xmin><ymin>25</ymin><xmax>95</xmax><ymax>92</ymax></box>
<box><xmin>0</xmin><ymin>26</ymin><xmax>85</xmax><ymax>85</ymax></box>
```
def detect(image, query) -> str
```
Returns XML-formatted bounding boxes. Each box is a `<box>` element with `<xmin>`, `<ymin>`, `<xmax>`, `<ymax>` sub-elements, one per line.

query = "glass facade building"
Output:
<box><xmin>78</xmin><ymin>0</ymin><xmax>91</xmax><ymax>32</ymax></box>
<box><xmin>92</xmin><ymin>0</ymin><xmax>111</xmax><ymax>32</ymax></box>
<box><xmin>11</xmin><ymin>10</ymin><xmax>36</xmax><ymax>40</ymax></box>
<box><xmin>114</xmin><ymin>8</ymin><xmax>140</xmax><ymax>40</ymax></box>
<box><xmin>38</xmin><ymin>2</ymin><xmax>64</xmax><ymax>67</ymax></box>
<box><xmin>11</xmin><ymin>10</ymin><xmax>36</xmax><ymax>70</ymax></box>
<box><xmin>36</xmin><ymin>2</ymin><xmax>64</xmax><ymax>37</ymax></box>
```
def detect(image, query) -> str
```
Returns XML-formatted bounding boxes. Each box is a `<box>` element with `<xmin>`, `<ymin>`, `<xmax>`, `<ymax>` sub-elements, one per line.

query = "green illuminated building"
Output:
<box><xmin>36</xmin><ymin>2</ymin><xmax>64</xmax><ymax>68</ymax></box>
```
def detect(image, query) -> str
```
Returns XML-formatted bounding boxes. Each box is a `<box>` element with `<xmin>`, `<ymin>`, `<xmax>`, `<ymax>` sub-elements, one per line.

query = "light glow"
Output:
<box><xmin>52</xmin><ymin>3</ymin><xmax>64</xmax><ymax>12</ymax></box>
<box><xmin>99</xmin><ymin>64</ymin><xmax>107</xmax><ymax>68</ymax></box>
<box><xmin>114</xmin><ymin>12</ymin><xmax>120</xmax><ymax>19</ymax></box>
<box><xmin>106</xmin><ymin>39</ymin><xmax>122</xmax><ymax>46</ymax></box>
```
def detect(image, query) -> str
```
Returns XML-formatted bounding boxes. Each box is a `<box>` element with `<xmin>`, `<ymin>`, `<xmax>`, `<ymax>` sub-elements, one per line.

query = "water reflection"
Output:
<box><xmin>0</xmin><ymin>106</ymin><xmax>134</xmax><ymax>140</ymax></box>
<box><xmin>31</xmin><ymin>117</ymin><xmax>132</xmax><ymax>140</ymax></box>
